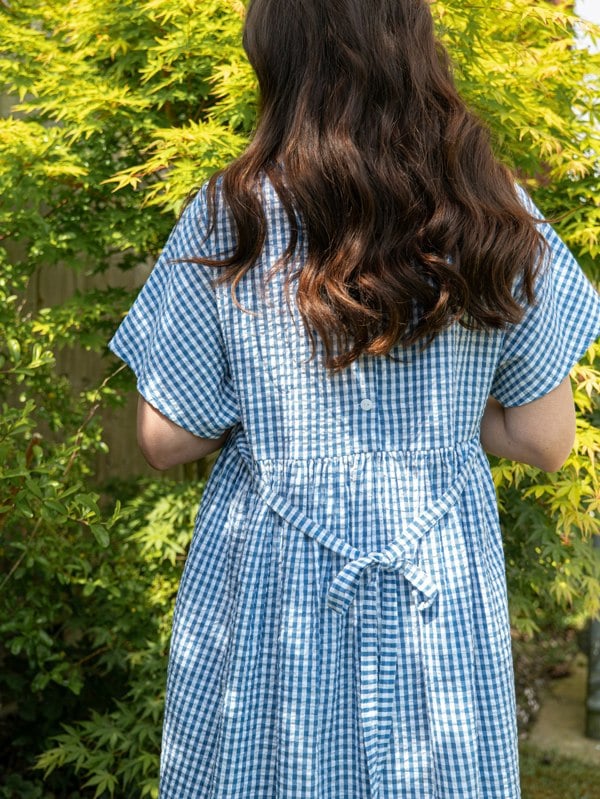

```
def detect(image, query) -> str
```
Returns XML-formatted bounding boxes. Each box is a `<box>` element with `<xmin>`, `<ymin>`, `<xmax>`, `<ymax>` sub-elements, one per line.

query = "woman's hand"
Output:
<box><xmin>136</xmin><ymin>394</ymin><xmax>231</xmax><ymax>471</ymax></box>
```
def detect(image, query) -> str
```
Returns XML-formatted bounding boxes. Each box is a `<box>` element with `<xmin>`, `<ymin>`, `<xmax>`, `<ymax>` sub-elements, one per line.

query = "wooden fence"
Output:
<box><xmin>26</xmin><ymin>261</ymin><xmax>165</xmax><ymax>483</ymax></box>
<box><xmin>1</xmin><ymin>90</ymin><xmax>185</xmax><ymax>482</ymax></box>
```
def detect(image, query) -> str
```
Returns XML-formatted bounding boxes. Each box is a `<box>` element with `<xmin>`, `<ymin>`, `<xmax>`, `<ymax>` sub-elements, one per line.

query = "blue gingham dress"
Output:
<box><xmin>109</xmin><ymin>176</ymin><xmax>600</xmax><ymax>799</ymax></box>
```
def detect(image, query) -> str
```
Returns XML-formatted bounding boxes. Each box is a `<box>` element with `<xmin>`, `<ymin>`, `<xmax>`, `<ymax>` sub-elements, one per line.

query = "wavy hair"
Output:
<box><xmin>195</xmin><ymin>0</ymin><xmax>548</xmax><ymax>370</ymax></box>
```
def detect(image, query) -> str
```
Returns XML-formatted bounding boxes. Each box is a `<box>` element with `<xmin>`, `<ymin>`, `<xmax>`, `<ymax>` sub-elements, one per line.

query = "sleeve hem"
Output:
<box><xmin>493</xmin><ymin>370</ymin><xmax>569</xmax><ymax>408</ymax></box>
<box><xmin>492</xmin><ymin>332</ymin><xmax>598</xmax><ymax>407</ymax></box>
<box><xmin>136</xmin><ymin>380</ymin><xmax>224</xmax><ymax>440</ymax></box>
<box><xmin>109</xmin><ymin>338</ymin><xmax>227</xmax><ymax>439</ymax></box>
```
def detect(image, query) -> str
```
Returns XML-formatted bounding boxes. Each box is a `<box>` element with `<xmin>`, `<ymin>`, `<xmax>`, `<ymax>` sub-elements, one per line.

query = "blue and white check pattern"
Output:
<box><xmin>109</xmin><ymin>176</ymin><xmax>600</xmax><ymax>799</ymax></box>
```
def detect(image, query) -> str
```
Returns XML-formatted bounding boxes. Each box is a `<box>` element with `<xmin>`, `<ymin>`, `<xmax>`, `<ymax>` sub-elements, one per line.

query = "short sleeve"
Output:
<box><xmin>108</xmin><ymin>184</ymin><xmax>240</xmax><ymax>438</ymax></box>
<box><xmin>490</xmin><ymin>188</ymin><xmax>600</xmax><ymax>407</ymax></box>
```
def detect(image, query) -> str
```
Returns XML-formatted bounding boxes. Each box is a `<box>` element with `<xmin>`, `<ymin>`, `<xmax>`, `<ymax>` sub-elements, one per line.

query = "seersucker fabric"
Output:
<box><xmin>109</xmin><ymin>174</ymin><xmax>600</xmax><ymax>799</ymax></box>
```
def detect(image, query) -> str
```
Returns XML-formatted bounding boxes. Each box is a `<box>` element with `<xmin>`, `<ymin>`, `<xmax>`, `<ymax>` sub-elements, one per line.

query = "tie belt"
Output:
<box><xmin>233</xmin><ymin>435</ymin><xmax>478</xmax><ymax>799</ymax></box>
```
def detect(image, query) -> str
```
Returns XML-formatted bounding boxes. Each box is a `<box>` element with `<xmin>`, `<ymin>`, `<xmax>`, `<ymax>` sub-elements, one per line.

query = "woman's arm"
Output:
<box><xmin>137</xmin><ymin>395</ymin><xmax>231</xmax><ymax>471</ymax></box>
<box><xmin>480</xmin><ymin>376</ymin><xmax>576</xmax><ymax>472</ymax></box>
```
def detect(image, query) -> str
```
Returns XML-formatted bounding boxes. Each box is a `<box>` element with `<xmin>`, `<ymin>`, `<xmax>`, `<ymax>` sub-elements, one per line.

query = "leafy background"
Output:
<box><xmin>0</xmin><ymin>0</ymin><xmax>599</xmax><ymax>796</ymax></box>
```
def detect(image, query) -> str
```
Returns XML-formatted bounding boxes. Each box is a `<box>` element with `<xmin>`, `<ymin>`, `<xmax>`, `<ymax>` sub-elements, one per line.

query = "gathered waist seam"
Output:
<box><xmin>251</xmin><ymin>436</ymin><xmax>482</xmax><ymax>466</ymax></box>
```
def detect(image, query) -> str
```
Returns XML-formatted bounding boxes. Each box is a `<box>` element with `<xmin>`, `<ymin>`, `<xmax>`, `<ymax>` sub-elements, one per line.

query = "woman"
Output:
<box><xmin>109</xmin><ymin>1</ymin><xmax>600</xmax><ymax>797</ymax></box>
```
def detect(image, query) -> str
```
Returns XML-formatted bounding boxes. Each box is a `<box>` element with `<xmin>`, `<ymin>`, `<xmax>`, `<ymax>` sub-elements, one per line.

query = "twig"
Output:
<box><xmin>63</xmin><ymin>364</ymin><xmax>127</xmax><ymax>477</ymax></box>
<box><xmin>0</xmin><ymin>363</ymin><xmax>128</xmax><ymax>592</ymax></box>
<box><xmin>0</xmin><ymin>516</ymin><xmax>43</xmax><ymax>592</ymax></box>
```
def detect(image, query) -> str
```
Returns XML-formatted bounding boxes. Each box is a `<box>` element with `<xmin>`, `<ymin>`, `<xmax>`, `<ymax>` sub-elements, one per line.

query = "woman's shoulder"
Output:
<box><xmin>196</xmin><ymin>169</ymin><xmax>284</xmax><ymax>208</ymax></box>
<box><xmin>200</xmin><ymin>169</ymin><xmax>297</xmax><ymax>247</ymax></box>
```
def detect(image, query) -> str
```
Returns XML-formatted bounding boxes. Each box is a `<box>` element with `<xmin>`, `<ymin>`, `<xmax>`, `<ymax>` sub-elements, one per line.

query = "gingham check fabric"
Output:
<box><xmin>109</xmin><ymin>176</ymin><xmax>600</xmax><ymax>799</ymax></box>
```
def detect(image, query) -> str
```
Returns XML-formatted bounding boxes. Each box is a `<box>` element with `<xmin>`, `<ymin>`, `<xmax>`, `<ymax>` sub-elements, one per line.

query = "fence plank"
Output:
<box><xmin>27</xmin><ymin>260</ymin><xmax>186</xmax><ymax>482</ymax></box>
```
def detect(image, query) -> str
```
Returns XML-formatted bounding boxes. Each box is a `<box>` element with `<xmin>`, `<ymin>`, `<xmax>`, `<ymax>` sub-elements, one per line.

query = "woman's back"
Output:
<box><xmin>219</xmin><ymin>176</ymin><xmax>499</xmax><ymax>458</ymax></box>
<box><xmin>134</xmin><ymin>174</ymin><xmax>595</xmax><ymax>460</ymax></box>
<box><xmin>110</xmin><ymin>171</ymin><xmax>599</xmax><ymax>797</ymax></box>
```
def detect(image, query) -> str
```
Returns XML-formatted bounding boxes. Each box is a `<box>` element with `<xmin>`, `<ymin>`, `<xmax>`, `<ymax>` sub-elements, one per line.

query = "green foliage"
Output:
<box><xmin>0</xmin><ymin>0</ymin><xmax>252</xmax><ymax>791</ymax></box>
<box><xmin>439</xmin><ymin>1</ymin><xmax>600</xmax><ymax>274</ymax></box>
<box><xmin>0</xmin><ymin>259</ymin><xmax>126</xmax><ymax>792</ymax></box>
<box><xmin>494</xmin><ymin>343</ymin><xmax>600</xmax><ymax>636</ymax></box>
<box><xmin>34</xmin><ymin>481</ymin><xmax>200</xmax><ymax>799</ymax></box>
<box><xmin>0</xmin><ymin>0</ymin><xmax>598</xmax><ymax>796</ymax></box>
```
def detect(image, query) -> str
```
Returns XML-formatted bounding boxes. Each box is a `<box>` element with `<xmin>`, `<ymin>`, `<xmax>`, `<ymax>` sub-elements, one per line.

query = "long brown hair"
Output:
<box><xmin>196</xmin><ymin>0</ymin><xmax>548</xmax><ymax>370</ymax></box>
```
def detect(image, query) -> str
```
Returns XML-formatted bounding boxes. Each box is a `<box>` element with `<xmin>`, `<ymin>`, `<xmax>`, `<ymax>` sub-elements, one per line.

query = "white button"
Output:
<box><xmin>360</xmin><ymin>399</ymin><xmax>374</xmax><ymax>411</ymax></box>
